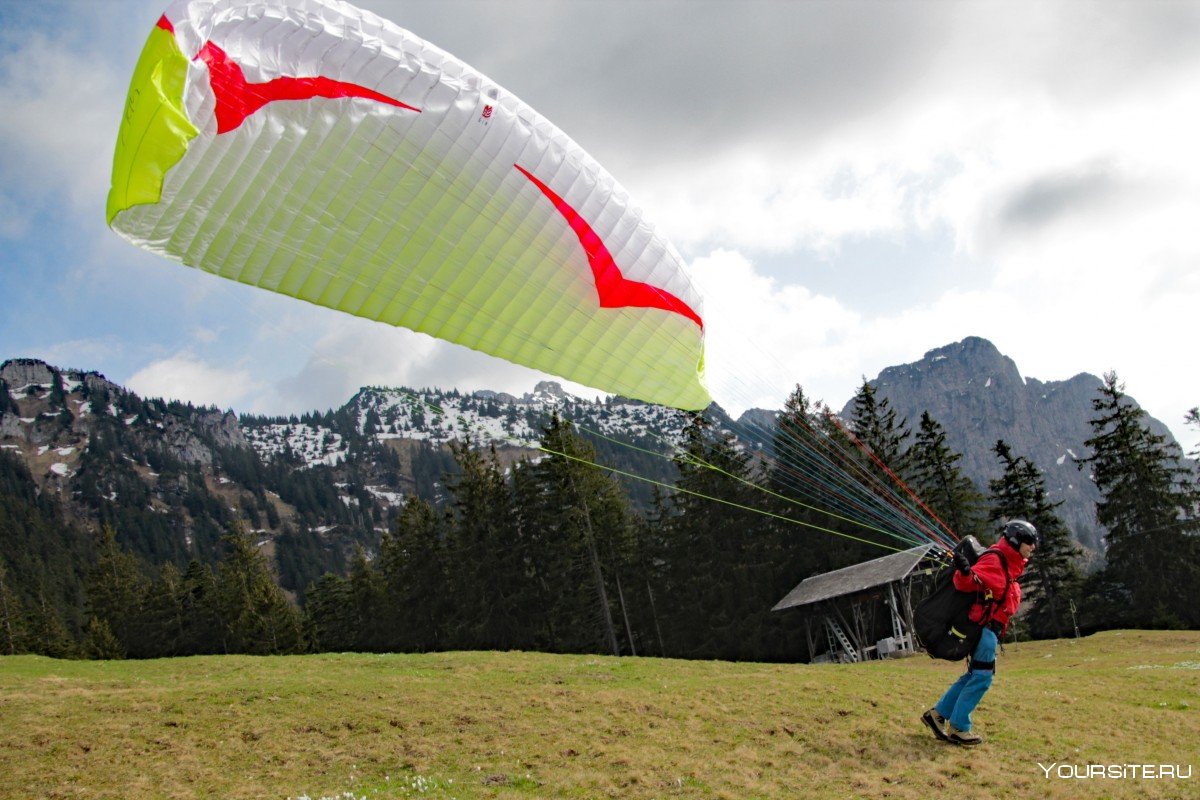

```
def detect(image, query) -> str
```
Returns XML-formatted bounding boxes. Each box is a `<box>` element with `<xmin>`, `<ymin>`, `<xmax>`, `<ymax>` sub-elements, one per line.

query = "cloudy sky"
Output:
<box><xmin>1</xmin><ymin>0</ymin><xmax>1197</xmax><ymax>452</ymax></box>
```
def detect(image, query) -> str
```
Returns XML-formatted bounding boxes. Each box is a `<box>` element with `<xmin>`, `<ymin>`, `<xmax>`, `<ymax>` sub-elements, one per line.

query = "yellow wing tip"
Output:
<box><xmin>107</xmin><ymin>21</ymin><xmax>197</xmax><ymax>226</ymax></box>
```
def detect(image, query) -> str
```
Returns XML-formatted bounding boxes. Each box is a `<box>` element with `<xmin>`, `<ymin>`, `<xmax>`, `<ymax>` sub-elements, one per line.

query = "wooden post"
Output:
<box><xmin>612</xmin><ymin>561</ymin><xmax>637</xmax><ymax>657</ymax></box>
<box><xmin>646</xmin><ymin>581</ymin><xmax>666</xmax><ymax>656</ymax></box>
<box><xmin>900</xmin><ymin>579</ymin><xmax>918</xmax><ymax>652</ymax></box>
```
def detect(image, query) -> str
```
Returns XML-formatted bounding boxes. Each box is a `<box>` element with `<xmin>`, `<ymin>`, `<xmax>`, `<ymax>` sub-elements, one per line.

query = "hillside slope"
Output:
<box><xmin>0</xmin><ymin>359</ymin><xmax>707</xmax><ymax>597</ymax></box>
<box><xmin>6</xmin><ymin>342</ymin><xmax>1188</xmax><ymax>592</ymax></box>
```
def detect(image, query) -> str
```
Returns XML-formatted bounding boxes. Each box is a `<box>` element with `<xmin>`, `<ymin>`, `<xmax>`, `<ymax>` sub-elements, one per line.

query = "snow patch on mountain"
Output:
<box><xmin>241</xmin><ymin>382</ymin><xmax>697</xmax><ymax>469</ymax></box>
<box><xmin>243</xmin><ymin>423</ymin><xmax>346</xmax><ymax>468</ymax></box>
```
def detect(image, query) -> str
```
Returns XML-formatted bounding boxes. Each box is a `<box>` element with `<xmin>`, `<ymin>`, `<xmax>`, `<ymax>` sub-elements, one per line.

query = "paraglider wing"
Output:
<box><xmin>108</xmin><ymin>0</ymin><xmax>710</xmax><ymax>410</ymax></box>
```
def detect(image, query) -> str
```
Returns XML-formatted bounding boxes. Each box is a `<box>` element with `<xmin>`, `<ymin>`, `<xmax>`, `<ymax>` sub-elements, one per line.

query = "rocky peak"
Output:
<box><xmin>876</xmin><ymin>336</ymin><xmax>1024</xmax><ymax>394</ymax></box>
<box><xmin>844</xmin><ymin>336</ymin><xmax>1180</xmax><ymax>554</ymax></box>
<box><xmin>472</xmin><ymin>389</ymin><xmax>519</xmax><ymax>404</ymax></box>
<box><xmin>161</xmin><ymin>415</ymin><xmax>214</xmax><ymax>466</ymax></box>
<box><xmin>81</xmin><ymin>371</ymin><xmax>124</xmax><ymax>398</ymax></box>
<box><xmin>156</xmin><ymin>409</ymin><xmax>248</xmax><ymax>466</ymax></box>
<box><xmin>195</xmin><ymin>409</ymin><xmax>249</xmax><ymax>450</ymax></box>
<box><xmin>737</xmin><ymin>408</ymin><xmax>780</xmax><ymax>430</ymax></box>
<box><xmin>528</xmin><ymin>381</ymin><xmax>569</xmax><ymax>404</ymax></box>
<box><xmin>0</xmin><ymin>358</ymin><xmax>58</xmax><ymax>388</ymax></box>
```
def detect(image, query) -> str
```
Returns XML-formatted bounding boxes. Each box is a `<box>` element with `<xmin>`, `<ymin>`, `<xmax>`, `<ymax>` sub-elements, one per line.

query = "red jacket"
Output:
<box><xmin>952</xmin><ymin>537</ymin><xmax>1026</xmax><ymax>633</ymax></box>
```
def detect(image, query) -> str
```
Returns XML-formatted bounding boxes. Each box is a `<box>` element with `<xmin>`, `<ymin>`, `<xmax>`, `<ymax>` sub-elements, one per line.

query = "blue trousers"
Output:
<box><xmin>935</xmin><ymin>626</ymin><xmax>997</xmax><ymax>732</ymax></box>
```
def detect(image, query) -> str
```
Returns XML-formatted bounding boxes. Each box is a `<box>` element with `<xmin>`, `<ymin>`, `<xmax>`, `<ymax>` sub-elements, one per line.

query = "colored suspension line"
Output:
<box><xmin>536</xmin><ymin>444</ymin><xmax>910</xmax><ymax>554</ymax></box>
<box><xmin>571</xmin><ymin>404</ymin><xmax>949</xmax><ymax>550</ymax></box>
<box><xmin>571</xmin><ymin>419</ymin><xmax>931</xmax><ymax>550</ymax></box>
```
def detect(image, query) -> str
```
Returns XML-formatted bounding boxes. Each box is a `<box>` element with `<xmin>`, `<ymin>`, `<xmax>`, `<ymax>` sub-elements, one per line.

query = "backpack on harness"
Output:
<box><xmin>914</xmin><ymin>537</ymin><xmax>1010</xmax><ymax>661</ymax></box>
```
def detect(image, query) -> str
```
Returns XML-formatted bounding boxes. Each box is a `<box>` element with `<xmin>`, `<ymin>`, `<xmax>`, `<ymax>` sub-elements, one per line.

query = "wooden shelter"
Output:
<box><xmin>772</xmin><ymin>544</ymin><xmax>941</xmax><ymax>663</ymax></box>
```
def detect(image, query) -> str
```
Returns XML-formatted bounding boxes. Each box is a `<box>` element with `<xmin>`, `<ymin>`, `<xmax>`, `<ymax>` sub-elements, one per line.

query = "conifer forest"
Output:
<box><xmin>2</xmin><ymin>363</ymin><xmax>1198</xmax><ymax>663</ymax></box>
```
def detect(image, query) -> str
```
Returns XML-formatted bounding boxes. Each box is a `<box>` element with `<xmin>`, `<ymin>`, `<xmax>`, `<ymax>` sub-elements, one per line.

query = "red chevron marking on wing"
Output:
<box><xmin>194</xmin><ymin>40</ymin><xmax>419</xmax><ymax>134</ymax></box>
<box><xmin>514</xmin><ymin>164</ymin><xmax>702</xmax><ymax>330</ymax></box>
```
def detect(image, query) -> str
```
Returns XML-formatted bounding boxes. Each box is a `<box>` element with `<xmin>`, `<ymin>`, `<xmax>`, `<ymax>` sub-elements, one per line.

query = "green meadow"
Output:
<box><xmin>2</xmin><ymin>630</ymin><xmax>1196</xmax><ymax>799</ymax></box>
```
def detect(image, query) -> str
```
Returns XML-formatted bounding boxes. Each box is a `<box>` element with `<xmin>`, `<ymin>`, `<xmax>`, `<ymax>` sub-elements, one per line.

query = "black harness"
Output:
<box><xmin>966</xmin><ymin>550</ymin><xmax>1011</xmax><ymax>673</ymax></box>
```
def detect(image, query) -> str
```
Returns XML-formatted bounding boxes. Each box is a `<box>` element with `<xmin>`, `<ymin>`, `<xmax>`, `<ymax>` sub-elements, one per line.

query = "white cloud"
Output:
<box><xmin>251</xmin><ymin>318</ymin><xmax>604</xmax><ymax>416</ymax></box>
<box><xmin>640</xmin><ymin>149</ymin><xmax>917</xmax><ymax>257</ymax></box>
<box><xmin>0</xmin><ymin>32</ymin><xmax>124</xmax><ymax>216</ymax></box>
<box><xmin>689</xmin><ymin>249</ymin><xmax>863</xmax><ymax>414</ymax></box>
<box><xmin>127</xmin><ymin>354</ymin><xmax>260</xmax><ymax>410</ymax></box>
<box><xmin>623</xmin><ymin>21</ymin><xmax>1200</xmax><ymax>454</ymax></box>
<box><xmin>690</xmin><ymin>246</ymin><xmax>1199</xmax><ymax>452</ymax></box>
<box><xmin>26</xmin><ymin>337</ymin><xmax>126</xmax><ymax>374</ymax></box>
<box><xmin>640</xmin><ymin>54</ymin><xmax>1200</xmax><ymax>267</ymax></box>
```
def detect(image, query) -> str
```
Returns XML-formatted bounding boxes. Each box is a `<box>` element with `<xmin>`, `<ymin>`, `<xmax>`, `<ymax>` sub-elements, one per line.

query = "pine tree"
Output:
<box><xmin>627</xmin><ymin>503</ymin><xmax>669</xmax><ymax>657</ymax></box>
<box><xmin>1</xmin><ymin>450</ymin><xmax>92</xmax><ymax>642</ymax></box>
<box><xmin>304</xmin><ymin>573</ymin><xmax>356</xmax><ymax>652</ymax></box>
<box><xmin>0</xmin><ymin>379</ymin><xmax>17</xmax><ymax>417</ymax></box>
<box><xmin>770</xmin><ymin>385</ymin><xmax>823</xmax><ymax>502</ymax></box>
<box><xmin>82</xmin><ymin>616</ymin><xmax>124</xmax><ymax>659</ymax></box>
<box><xmin>848</xmin><ymin>379</ymin><xmax>912</xmax><ymax>481</ymax></box>
<box><xmin>134</xmin><ymin>562</ymin><xmax>187</xmax><ymax>658</ymax></box>
<box><xmin>50</xmin><ymin>370</ymin><xmax>74</xmax><ymax>429</ymax></box>
<box><xmin>28</xmin><ymin>587</ymin><xmax>76</xmax><ymax>658</ymax></box>
<box><xmin>178</xmin><ymin>560</ymin><xmax>223</xmax><ymax>654</ymax></box>
<box><xmin>1080</xmin><ymin>372</ymin><xmax>1200</xmax><ymax>628</ymax></box>
<box><xmin>346</xmin><ymin>546</ymin><xmax>386</xmax><ymax>651</ymax></box>
<box><xmin>215</xmin><ymin>528</ymin><xmax>304</xmax><ymax>654</ymax></box>
<box><xmin>988</xmin><ymin>440</ymin><xmax>1082</xmax><ymax>639</ymax></box>
<box><xmin>530</xmin><ymin>415</ymin><xmax>639</xmax><ymax>655</ymax></box>
<box><xmin>770</xmin><ymin>385</ymin><xmax>883</xmax><ymax>577</ymax></box>
<box><xmin>908</xmin><ymin>412</ymin><xmax>989</xmax><ymax>541</ymax></box>
<box><xmin>85</xmin><ymin>525</ymin><xmax>147</xmax><ymax>657</ymax></box>
<box><xmin>443</xmin><ymin>436</ymin><xmax>525</xmax><ymax>649</ymax></box>
<box><xmin>1186</xmin><ymin>408</ymin><xmax>1199</xmax><ymax>461</ymax></box>
<box><xmin>0</xmin><ymin>561</ymin><xmax>27</xmax><ymax>655</ymax></box>
<box><xmin>656</xmin><ymin>415</ymin><xmax>787</xmax><ymax>660</ymax></box>
<box><xmin>378</xmin><ymin>496</ymin><xmax>450</xmax><ymax>651</ymax></box>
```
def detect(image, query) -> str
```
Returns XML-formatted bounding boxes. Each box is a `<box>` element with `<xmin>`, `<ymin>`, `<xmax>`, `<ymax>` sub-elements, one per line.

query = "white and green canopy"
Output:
<box><xmin>108</xmin><ymin>0</ymin><xmax>709</xmax><ymax>409</ymax></box>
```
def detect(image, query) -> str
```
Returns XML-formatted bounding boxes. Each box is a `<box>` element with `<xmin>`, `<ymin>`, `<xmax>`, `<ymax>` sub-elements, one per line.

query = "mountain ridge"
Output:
<box><xmin>3</xmin><ymin>339</ymin><xmax>1185</xmax><ymax>583</ymax></box>
<box><xmin>846</xmin><ymin>336</ymin><xmax>1183</xmax><ymax>554</ymax></box>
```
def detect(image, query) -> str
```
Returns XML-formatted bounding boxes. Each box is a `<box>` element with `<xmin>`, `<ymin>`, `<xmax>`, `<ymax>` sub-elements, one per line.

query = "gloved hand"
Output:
<box><xmin>953</xmin><ymin>551</ymin><xmax>972</xmax><ymax>575</ymax></box>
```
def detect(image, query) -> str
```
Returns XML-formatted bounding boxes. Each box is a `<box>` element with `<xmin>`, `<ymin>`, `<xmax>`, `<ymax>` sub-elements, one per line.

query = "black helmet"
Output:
<box><xmin>1002</xmin><ymin>519</ymin><xmax>1039</xmax><ymax>550</ymax></box>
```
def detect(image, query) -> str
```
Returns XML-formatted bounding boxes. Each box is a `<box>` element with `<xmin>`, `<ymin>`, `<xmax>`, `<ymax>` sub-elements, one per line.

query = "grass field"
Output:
<box><xmin>1</xmin><ymin>630</ymin><xmax>1197</xmax><ymax>799</ymax></box>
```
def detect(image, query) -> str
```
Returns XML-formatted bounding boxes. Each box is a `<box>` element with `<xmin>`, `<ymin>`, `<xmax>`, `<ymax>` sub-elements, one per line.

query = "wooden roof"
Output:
<box><xmin>771</xmin><ymin>544</ymin><xmax>937</xmax><ymax>611</ymax></box>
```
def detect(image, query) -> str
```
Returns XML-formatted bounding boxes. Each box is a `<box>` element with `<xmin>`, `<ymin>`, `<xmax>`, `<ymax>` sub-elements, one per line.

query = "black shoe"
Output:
<box><xmin>947</xmin><ymin>726</ymin><xmax>984</xmax><ymax>746</ymax></box>
<box><xmin>922</xmin><ymin>708</ymin><xmax>950</xmax><ymax>741</ymax></box>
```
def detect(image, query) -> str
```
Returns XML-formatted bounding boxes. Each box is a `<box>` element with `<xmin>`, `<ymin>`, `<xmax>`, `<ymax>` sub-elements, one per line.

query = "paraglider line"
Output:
<box><xmin>824</xmin><ymin>411</ymin><xmax>959</xmax><ymax>546</ymax></box>
<box><xmin>537</xmin><ymin>445</ymin><xmax>909</xmax><ymax>553</ymax></box>
<box><xmin>572</xmin><ymin>420</ymin><xmax>931</xmax><ymax>549</ymax></box>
